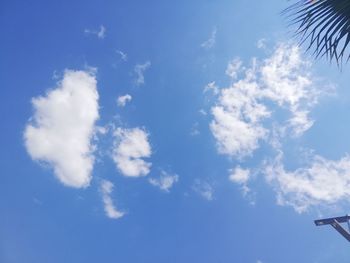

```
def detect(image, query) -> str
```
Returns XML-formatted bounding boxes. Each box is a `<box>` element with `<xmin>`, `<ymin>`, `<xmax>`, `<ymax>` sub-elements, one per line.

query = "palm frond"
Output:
<box><xmin>284</xmin><ymin>0</ymin><xmax>350</xmax><ymax>64</ymax></box>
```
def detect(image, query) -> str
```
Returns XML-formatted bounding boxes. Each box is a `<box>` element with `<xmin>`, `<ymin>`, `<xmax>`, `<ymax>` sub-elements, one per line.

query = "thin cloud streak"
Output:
<box><xmin>201</xmin><ymin>27</ymin><xmax>217</xmax><ymax>49</ymax></box>
<box><xmin>134</xmin><ymin>61</ymin><xmax>151</xmax><ymax>86</ymax></box>
<box><xmin>84</xmin><ymin>25</ymin><xmax>106</xmax><ymax>39</ymax></box>
<box><xmin>100</xmin><ymin>180</ymin><xmax>125</xmax><ymax>219</ymax></box>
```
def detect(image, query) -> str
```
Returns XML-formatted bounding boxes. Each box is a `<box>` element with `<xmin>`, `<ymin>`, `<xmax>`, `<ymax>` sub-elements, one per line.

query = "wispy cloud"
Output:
<box><xmin>149</xmin><ymin>170</ymin><xmax>179</xmax><ymax>192</ymax></box>
<box><xmin>100</xmin><ymin>180</ymin><xmax>125</xmax><ymax>219</ymax></box>
<box><xmin>210</xmin><ymin>43</ymin><xmax>325</xmax><ymax>159</ymax></box>
<box><xmin>116</xmin><ymin>50</ymin><xmax>128</xmax><ymax>61</ymax></box>
<box><xmin>112</xmin><ymin>127</ymin><xmax>152</xmax><ymax>177</ymax></box>
<box><xmin>207</xmin><ymin>43</ymin><xmax>340</xmax><ymax>212</ymax></box>
<box><xmin>84</xmin><ymin>25</ymin><xmax>106</xmax><ymax>39</ymax></box>
<box><xmin>24</xmin><ymin>70</ymin><xmax>99</xmax><ymax>188</ymax></box>
<box><xmin>134</xmin><ymin>61</ymin><xmax>151</xmax><ymax>86</ymax></box>
<box><xmin>203</xmin><ymin>81</ymin><xmax>219</xmax><ymax>95</ymax></box>
<box><xmin>117</xmin><ymin>94</ymin><xmax>132</xmax><ymax>107</ymax></box>
<box><xmin>193</xmin><ymin>179</ymin><xmax>214</xmax><ymax>201</ymax></box>
<box><xmin>257</xmin><ymin>38</ymin><xmax>267</xmax><ymax>49</ymax></box>
<box><xmin>201</xmin><ymin>27</ymin><xmax>217</xmax><ymax>49</ymax></box>
<box><xmin>229</xmin><ymin>166</ymin><xmax>253</xmax><ymax>198</ymax></box>
<box><xmin>199</xmin><ymin>109</ymin><xmax>207</xmax><ymax>116</ymax></box>
<box><xmin>190</xmin><ymin>122</ymin><xmax>200</xmax><ymax>136</ymax></box>
<box><xmin>225</xmin><ymin>58</ymin><xmax>242</xmax><ymax>80</ymax></box>
<box><xmin>264</xmin><ymin>151</ymin><xmax>350</xmax><ymax>213</ymax></box>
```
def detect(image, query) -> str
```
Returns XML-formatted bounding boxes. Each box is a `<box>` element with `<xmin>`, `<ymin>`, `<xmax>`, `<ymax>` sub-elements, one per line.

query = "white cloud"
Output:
<box><xmin>259</xmin><ymin>44</ymin><xmax>320</xmax><ymax>137</ymax></box>
<box><xmin>210</xmin><ymin>43</ymin><xmax>323</xmax><ymax>159</ymax></box>
<box><xmin>149</xmin><ymin>170</ymin><xmax>179</xmax><ymax>192</ymax></box>
<box><xmin>134</xmin><ymin>61</ymin><xmax>151</xmax><ymax>86</ymax></box>
<box><xmin>203</xmin><ymin>81</ymin><xmax>219</xmax><ymax>95</ymax></box>
<box><xmin>100</xmin><ymin>180</ymin><xmax>125</xmax><ymax>219</ymax></box>
<box><xmin>190</xmin><ymin>122</ymin><xmax>200</xmax><ymax>136</ymax></box>
<box><xmin>116</xmin><ymin>50</ymin><xmax>127</xmax><ymax>61</ymax></box>
<box><xmin>229</xmin><ymin>166</ymin><xmax>250</xmax><ymax>184</ymax></box>
<box><xmin>84</xmin><ymin>25</ymin><xmax>106</xmax><ymax>39</ymax></box>
<box><xmin>210</xmin><ymin>59</ymin><xmax>270</xmax><ymax>158</ymax></box>
<box><xmin>112</xmin><ymin>127</ymin><xmax>152</xmax><ymax>177</ymax></box>
<box><xmin>264</xmin><ymin>152</ymin><xmax>350</xmax><ymax>213</ymax></box>
<box><xmin>229</xmin><ymin>166</ymin><xmax>253</xmax><ymax>198</ymax></box>
<box><xmin>117</xmin><ymin>94</ymin><xmax>132</xmax><ymax>107</ymax></box>
<box><xmin>211</xmin><ymin>104</ymin><xmax>269</xmax><ymax>158</ymax></box>
<box><xmin>199</xmin><ymin>109</ymin><xmax>207</xmax><ymax>116</ymax></box>
<box><xmin>193</xmin><ymin>179</ymin><xmax>214</xmax><ymax>201</ymax></box>
<box><xmin>24</xmin><ymin>70</ymin><xmax>99</xmax><ymax>188</ymax></box>
<box><xmin>225</xmin><ymin>58</ymin><xmax>242</xmax><ymax>80</ymax></box>
<box><xmin>201</xmin><ymin>27</ymin><xmax>217</xmax><ymax>49</ymax></box>
<box><xmin>95</xmin><ymin>125</ymin><xmax>108</xmax><ymax>135</ymax></box>
<box><xmin>208</xmin><ymin>43</ymin><xmax>340</xmax><ymax>212</ymax></box>
<box><xmin>257</xmin><ymin>38</ymin><xmax>267</xmax><ymax>49</ymax></box>
<box><xmin>97</xmin><ymin>25</ymin><xmax>106</xmax><ymax>39</ymax></box>
<box><xmin>287</xmin><ymin>110</ymin><xmax>314</xmax><ymax>137</ymax></box>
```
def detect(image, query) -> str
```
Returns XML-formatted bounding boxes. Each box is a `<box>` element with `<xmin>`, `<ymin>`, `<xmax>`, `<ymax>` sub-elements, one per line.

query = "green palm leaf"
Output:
<box><xmin>285</xmin><ymin>0</ymin><xmax>350</xmax><ymax>64</ymax></box>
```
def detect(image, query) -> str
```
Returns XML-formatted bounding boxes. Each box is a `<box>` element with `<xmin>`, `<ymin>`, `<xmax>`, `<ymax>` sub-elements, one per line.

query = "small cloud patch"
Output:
<box><xmin>149</xmin><ymin>170</ymin><xmax>179</xmax><ymax>192</ymax></box>
<box><xmin>193</xmin><ymin>179</ymin><xmax>214</xmax><ymax>201</ymax></box>
<box><xmin>112</xmin><ymin>127</ymin><xmax>152</xmax><ymax>177</ymax></box>
<box><xmin>84</xmin><ymin>25</ymin><xmax>106</xmax><ymax>39</ymax></box>
<box><xmin>117</xmin><ymin>94</ymin><xmax>132</xmax><ymax>107</ymax></box>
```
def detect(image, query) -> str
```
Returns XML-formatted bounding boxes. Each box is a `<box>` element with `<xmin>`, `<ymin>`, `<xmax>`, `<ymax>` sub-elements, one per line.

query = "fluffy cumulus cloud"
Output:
<box><xmin>24</xmin><ymin>70</ymin><xmax>99</xmax><ymax>188</ymax></box>
<box><xmin>117</xmin><ymin>94</ymin><xmax>132</xmax><ymax>107</ymax></box>
<box><xmin>210</xmin><ymin>80</ymin><xmax>269</xmax><ymax>158</ymax></box>
<box><xmin>112</xmin><ymin>127</ymin><xmax>152</xmax><ymax>177</ymax></box>
<box><xmin>210</xmin><ymin>44</ymin><xmax>322</xmax><ymax>159</ymax></box>
<box><xmin>264</xmin><ymin>152</ymin><xmax>350</xmax><ymax>213</ymax></box>
<box><xmin>134</xmin><ymin>61</ymin><xmax>151</xmax><ymax>86</ymax></box>
<box><xmin>100</xmin><ymin>180</ymin><xmax>125</xmax><ymax>219</ymax></box>
<box><xmin>149</xmin><ymin>170</ymin><xmax>179</xmax><ymax>192</ymax></box>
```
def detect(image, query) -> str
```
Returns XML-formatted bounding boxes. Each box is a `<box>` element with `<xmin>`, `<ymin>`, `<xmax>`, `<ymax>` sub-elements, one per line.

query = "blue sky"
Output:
<box><xmin>2</xmin><ymin>0</ymin><xmax>350</xmax><ymax>262</ymax></box>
